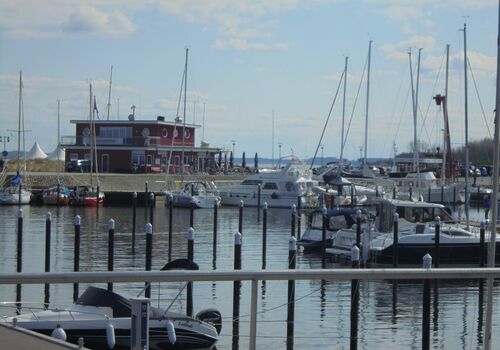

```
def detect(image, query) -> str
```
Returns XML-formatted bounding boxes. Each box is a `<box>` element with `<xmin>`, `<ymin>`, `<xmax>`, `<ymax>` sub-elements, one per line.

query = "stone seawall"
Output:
<box><xmin>19</xmin><ymin>172</ymin><xmax>244</xmax><ymax>192</ymax></box>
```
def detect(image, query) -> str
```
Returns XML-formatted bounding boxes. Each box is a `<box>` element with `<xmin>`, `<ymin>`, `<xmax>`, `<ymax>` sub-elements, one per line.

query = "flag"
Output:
<box><xmin>93</xmin><ymin>96</ymin><xmax>99</xmax><ymax>118</ymax></box>
<box><xmin>10</xmin><ymin>171</ymin><xmax>21</xmax><ymax>185</ymax></box>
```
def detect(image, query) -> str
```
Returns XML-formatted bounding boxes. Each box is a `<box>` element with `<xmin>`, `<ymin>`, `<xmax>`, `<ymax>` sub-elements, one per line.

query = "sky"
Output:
<box><xmin>0</xmin><ymin>0</ymin><xmax>498</xmax><ymax>162</ymax></box>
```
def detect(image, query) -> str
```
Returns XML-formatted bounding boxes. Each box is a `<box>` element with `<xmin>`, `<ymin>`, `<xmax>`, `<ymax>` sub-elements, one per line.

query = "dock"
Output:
<box><xmin>0</xmin><ymin>322</ymin><xmax>89</xmax><ymax>349</ymax></box>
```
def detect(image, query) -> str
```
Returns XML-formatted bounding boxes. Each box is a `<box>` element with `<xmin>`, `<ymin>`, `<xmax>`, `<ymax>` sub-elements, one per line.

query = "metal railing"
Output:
<box><xmin>1</xmin><ymin>268</ymin><xmax>499</xmax><ymax>350</ymax></box>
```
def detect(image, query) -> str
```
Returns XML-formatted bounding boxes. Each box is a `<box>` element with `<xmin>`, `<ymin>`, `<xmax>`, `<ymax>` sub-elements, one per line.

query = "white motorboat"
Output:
<box><xmin>165</xmin><ymin>181</ymin><xmax>221</xmax><ymax>209</ymax></box>
<box><xmin>326</xmin><ymin>198</ymin><xmax>485</xmax><ymax>263</ymax></box>
<box><xmin>1</xmin><ymin>286</ymin><xmax>221</xmax><ymax>350</ymax></box>
<box><xmin>218</xmin><ymin>156</ymin><xmax>319</xmax><ymax>208</ymax></box>
<box><xmin>392</xmin><ymin>171</ymin><xmax>465</xmax><ymax>204</ymax></box>
<box><xmin>297</xmin><ymin>207</ymin><xmax>374</xmax><ymax>249</ymax></box>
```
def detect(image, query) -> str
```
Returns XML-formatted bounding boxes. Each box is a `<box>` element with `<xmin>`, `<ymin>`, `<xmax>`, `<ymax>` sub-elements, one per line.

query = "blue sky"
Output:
<box><xmin>0</xmin><ymin>0</ymin><xmax>498</xmax><ymax>161</ymax></box>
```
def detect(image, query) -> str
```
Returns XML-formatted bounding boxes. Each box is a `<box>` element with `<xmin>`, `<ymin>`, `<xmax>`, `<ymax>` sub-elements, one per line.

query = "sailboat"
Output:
<box><xmin>164</xmin><ymin>48</ymin><xmax>221</xmax><ymax>209</ymax></box>
<box><xmin>0</xmin><ymin>71</ymin><xmax>31</xmax><ymax>205</ymax></box>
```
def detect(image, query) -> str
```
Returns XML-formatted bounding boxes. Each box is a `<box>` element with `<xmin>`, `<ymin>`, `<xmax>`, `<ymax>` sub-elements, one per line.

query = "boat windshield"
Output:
<box><xmin>241</xmin><ymin>179</ymin><xmax>263</xmax><ymax>186</ymax></box>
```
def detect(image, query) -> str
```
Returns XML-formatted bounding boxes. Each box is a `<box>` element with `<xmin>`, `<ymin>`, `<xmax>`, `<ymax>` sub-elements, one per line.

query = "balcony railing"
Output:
<box><xmin>60</xmin><ymin>136</ymin><xmax>162</xmax><ymax>147</ymax></box>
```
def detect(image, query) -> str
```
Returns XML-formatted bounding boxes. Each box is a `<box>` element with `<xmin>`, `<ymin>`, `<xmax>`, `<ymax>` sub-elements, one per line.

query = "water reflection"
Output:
<box><xmin>0</xmin><ymin>205</ymin><xmax>499</xmax><ymax>349</ymax></box>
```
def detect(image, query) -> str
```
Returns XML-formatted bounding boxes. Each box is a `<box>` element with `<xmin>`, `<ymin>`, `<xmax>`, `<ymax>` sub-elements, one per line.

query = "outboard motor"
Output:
<box><xmin>196</xmin><ymin>308</ymin><xmax>222</xmax><ymax>335</ymax></box>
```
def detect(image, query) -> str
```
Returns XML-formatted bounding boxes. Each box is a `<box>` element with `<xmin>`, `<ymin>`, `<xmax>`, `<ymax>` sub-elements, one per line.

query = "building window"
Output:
<box><xmin>184</xmin><ymin>129</ymin><xmax>190</xmax><ymax>139</ymax></box>
<box><xmin>142</xmin><ymin>128</ymin><xmax>150</xmax><ymax>137</ymax></box>
<box><xmin>146</xmin><ymin>155</ymin><xmax>153</xmax><ymax>165</ymax></box>
<box><xmin>162</xmin><ymin>128</ymin><xmax>168</xmax><ymax>138</ymax></box>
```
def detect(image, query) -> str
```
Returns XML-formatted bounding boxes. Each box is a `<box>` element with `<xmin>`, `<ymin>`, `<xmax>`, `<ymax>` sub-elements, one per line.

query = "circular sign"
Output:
<box><xmin>2</xmin><ymin>151</ymin><xmax>7</xmax><ymax>157</ymax></box>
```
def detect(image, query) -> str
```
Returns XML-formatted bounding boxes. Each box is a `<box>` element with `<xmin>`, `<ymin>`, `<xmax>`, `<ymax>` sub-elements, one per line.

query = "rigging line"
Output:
<box><xmin>420</xmin><ymin>47</ymin><xmax>447</xmax><ymax>149</ymax></box>
<box><xmin>309</xmin><ymin>69</ymin><xmax>345</xmax><ymax>169</ymax></box>
<box><xmin>393</xmin><ymin>84</ymin><xmax>411</xmax><ymax>147</ymax></box>
<box><xmin>467</xmin><ymin>58</ymin><xmax>492</xmax><ymax>138</ymax></box>
<box><xmin>343</xmin><ymin>57</ymin><xmax>368</xmax><ymax>150</ymax></box>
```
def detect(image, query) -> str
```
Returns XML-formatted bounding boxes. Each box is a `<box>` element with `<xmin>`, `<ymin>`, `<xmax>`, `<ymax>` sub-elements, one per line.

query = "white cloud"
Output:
<box><xmin>62</xmin><ymin>7</ymin><xmax>135</xmax><ymax>36</ymax></box>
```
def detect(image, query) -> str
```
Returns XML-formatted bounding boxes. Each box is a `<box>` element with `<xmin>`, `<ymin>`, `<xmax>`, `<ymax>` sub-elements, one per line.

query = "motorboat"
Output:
<box><xmin>218</xmin><ymin>156</ymin><xmax>319</xmax><ymax>208</ymax></box>
<box><xmin>298</xmin><ymin>207</ymin><xmax>374</xmax><ymax>249</ymax></box>
<box><xmin>165</xmin><ymin>181</ymin><xmax>221</xmax><ymax>209</ymax></box>
<box><xmin>1</xmin><ymin>286</ymin><xmax>221</xmax><ymax>350</ymax></box>
<box><xmin>369</xmin><ymin>222</ymin><xmax>500</xmax><ymax>265</ymax></box>
<box><xmin>392</xmin><ymin>171</ymin><xmax>465</xmax><ymax>204</ymax></box>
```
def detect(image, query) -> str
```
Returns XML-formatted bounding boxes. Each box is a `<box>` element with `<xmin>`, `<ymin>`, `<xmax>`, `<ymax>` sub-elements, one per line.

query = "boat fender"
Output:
<box><xmin>106</xmin><ymin>323</ymin><xmax>115</xmax><ymax>349</ymax></box>
<box><xmin>51</xmin><ymin>324</ymin><xmax>67</xmax><ymax>341</ymax></box>
<box><xmin>271</xmin><ymin>192</ymin><xmax>278</xmax><ymax>199</ymax></box>
<box><xmin>166</xmin><ymin>320</ymin><xmax>176</xmax><ymax>344</ymax></box>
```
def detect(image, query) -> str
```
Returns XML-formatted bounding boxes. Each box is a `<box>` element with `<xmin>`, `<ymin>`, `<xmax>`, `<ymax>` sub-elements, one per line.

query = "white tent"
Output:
<box><xmin>47</xmin><ymin>145</ymin><xmax>65</xmax><ymax>161</ymax></box>
<box><xmin>27</xmin><ymin>141</ymin><xmax>48</xmax><ymax>159</ymax></box>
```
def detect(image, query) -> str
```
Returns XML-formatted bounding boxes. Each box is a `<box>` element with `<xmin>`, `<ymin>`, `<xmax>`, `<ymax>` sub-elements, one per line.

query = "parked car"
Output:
<box><xmin>66</xmin><ymin>159</ymin><xmax>90</xmax><ymax>173</ymax></box>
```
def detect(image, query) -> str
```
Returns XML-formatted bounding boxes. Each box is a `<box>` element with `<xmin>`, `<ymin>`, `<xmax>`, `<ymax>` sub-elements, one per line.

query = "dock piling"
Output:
<box><xmin>350</xmin><ymin>245</ymin><xmax>360</xmax><ymax>350</ymax></box>
<box><xmin>73</xmin><ymin>215</ymin><xmax>81</xmax><ymax>302</ymax></box>
<box><xmin>356</xmin><ymin>209</ymin><xmax>361</xmax><ymax>248</ymax></box>
<box><xmin>291</xmin><ymin>204</ymin><xmax>296</xmax><ymax>238</ymax></box>
<box><xmin>393</xmin><ymin>213</ymin><xmax>399</xmax><ymax>267</ymax></box>
<box><xmin>167</xmin><ymin>194</ymin><xmax>173</xmax><ymax>262</ymax></box>
<box><xmin>132</xmin><ymin>192</ymin><xmax>137</xmax><ymax>251</ymax></box>
<box><xmin>187</xmin><ymin>228</ymin><xmax>194</xmax><ymax>317</ymax></box>
<box><xmin>44</xmin><ymin>212</ymin><xmax>51</xmax><ymax>307</ymax></box>
<box><xmin>145</xmin><ymin>223</ymin><xmax>152</xmax><ymax>298</ymax></box>
<box><xmin>434</xmin><ymin>217</ymin><xmax>441</xmax><ymax>268</ymax></box>
<box><xmin>213</xmin><ymin>202</ymin><xmax>218</xmax><ymax>269</ymax></box>
<box><xmin>422</xmin><ymin>254</ymin><xmax>432</xmax><ymax>350</ymax></box>
<box><xmin>107</xmin><ymin>219</ymin><xmax>115</xmax><ymax>292</ymax></box>
<box><xmin>257</xmin><ymin>184</ymin><xmax>261</xmax><ymax>222</ymax></box>
<box><xmin>16</xmin><ymin>209</ymin><xmax>23</xmax><ymax>310</ymax></box>
<box><xmin>287</xmin><ymin>236</ymin><xmax>297</xmax><ymax>350</ymax></box>
<box><xmin>321</xmin><ymin>206</ymin><xmax>327</xmax><ymax>269</ymax></box>
<box><xmin>480</xmin><ymin>221</ymin><xmax>485</xmax><ymax>267</ymax></box>
<box><xmin>262</xmin><ymin>203</ymin><xmax>268</xmax><ymax>269</ymax></box>
<box><xmin>238</xmin><ymin>200</ymin><xmax>244</xmax><ymax>236</ymax></box>
<box><xmin>232</xmin><ymin>231</ymin><xmax>242</xmax><ymax>349</ymax></box>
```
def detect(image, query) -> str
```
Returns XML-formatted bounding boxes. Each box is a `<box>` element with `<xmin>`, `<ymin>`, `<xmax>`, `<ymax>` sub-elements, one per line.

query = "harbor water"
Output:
<box><xmin>0</xmin><ymin>203</ymin><xmax>499</xmax><ymax>349</ymax></box>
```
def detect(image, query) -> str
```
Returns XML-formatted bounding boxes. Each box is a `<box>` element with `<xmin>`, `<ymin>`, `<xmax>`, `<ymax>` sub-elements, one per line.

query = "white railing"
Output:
<box><xmin>1</xmin><ymin>268</ymin><xmax>499</xmax><ymax>350</ymax></box>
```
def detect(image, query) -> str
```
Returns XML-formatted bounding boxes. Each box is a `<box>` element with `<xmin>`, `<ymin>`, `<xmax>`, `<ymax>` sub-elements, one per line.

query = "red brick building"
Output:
<box><xmin>61</xmin><ymin>116</ymin><xmax>221</xmax><ymax>173</ymax></box>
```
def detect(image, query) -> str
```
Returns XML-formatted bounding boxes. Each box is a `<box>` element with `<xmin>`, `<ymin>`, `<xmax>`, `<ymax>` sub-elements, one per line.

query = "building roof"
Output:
<box><xmin>70</xmin><ymin>118</ymin><xmax>201</xmax><ymax>128</ymax></box>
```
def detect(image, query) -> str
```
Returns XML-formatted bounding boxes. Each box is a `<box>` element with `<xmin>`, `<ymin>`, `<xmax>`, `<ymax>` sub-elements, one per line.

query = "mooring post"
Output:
<box><xmin>56</xmin><ymin>183</ymin><xmax>60</xmax><ymax>206</ymax></box>
<box><xmin>356</xmin><ymin>209</ymin><xmax>362</xmax><ymax>248</ymax></box>
<box><xmin>167</xmin><ymin>194</ymin><xmax>173</xmax><ymax>262</ymax></box>
<box><xmin>257</xmin><ymin>184</ymin><xmax>261</xmax><ymax>222</ymax></box>
<box><xmin>145</xmin><ymin>223</ymin><xmax>153</xmax><ymax>299</ymax></box>
<box><xmin>297</xmin><ymin>196</ymin><xmax>302</xmax><ymax>240</ymax></box>
<box><xmin>428</xmin><ymin>187</ymin><xmax>431</xmax><ymax>203</ymax></box>
<box><xmin>480</xmin><ymin>221</ymin><xmax>485</xmax><ymax>267</ymax></box>
<box><xmin>15</xmin><ymin>209</ymin><xmax>23</xmax><ymax>310</ymax></box>
<box><xmin>321</xmin><ymin>206</ymin><xmax>327</xmax><ymax>269</ymax></box>
<box><xmin>73</xmin><ymin>215</ymin><xmax>81</xmax><ymax>302</ymax></box>
<box><xmin>187</xmin><ymin>227</ymin><xmax>194</xmax><ymax>317</ymax></box>
<box><xmin>232</xmin><ymin>231</ymin><xmax>242</xmax><ymax>349</ymax></box>
<box><xmin>287</xmin><ymin>236</ymin><xmax>297</xmax><ymax>350</ymax></box>
<box><xmin>422</xmin><ymin>253</ymin><xmax>432</xmax><ymax>350</ymax></box>
<box><xmin>213</xmin><ymin>202</ymin><xmax>218</xmax><ymax>265</ymax></box>
<box><xmin>262</xmin><ymin>203</ymin><xmax>268</xmax><ymax>269</ymax></box>
<box><xmin>393</xmin><ymin>186</ymin><xmax>396</xmax><ymax>199</ymax></box>
<box><xmin>291</xmin><ymin>204</ymin><xmax>296</xmax><ymax>238</ymax></box>
<box><xmin>96</xmin><ymin>180</ymin><xmax>100</xmax><ymax>211</ymax></box>
<box><xmin>409</xmin><ymin>184</ymin><xmax>413</xmax><ymax>201</ymax></box>
<box><xmin>149</xmin><ymin>192</ymin><xmax>154</xmax><ymax>226</ymax></box>
<box><xmin>44</xmin><ymin>212</ymin><xmax>51</xmax><ymax>307</ymax></box>
<box><xmin>393</xmin><ymin>213</ymin><xmax>399</xmax><ymax>267</ymax></box>
<box><xmin>350</xmin><ymin>245</ymin><xmax>360</xmax><ymax>350</ymax></box>
<box><xmin>132</xmin><ymin>192</ymin><xmax>137</xmax><ymax>251</ymax></box>
<box><xmin>238</xmin><ymin>200</ymin><xmax>244</xmax><ymax>236</ymax></box>
<box><xmin>434</xmin><ymin>217</ymin><xmax>441</xmax><ymax>268</ymax></box>
<box><xmin>107</xmin><ymin>219</ymin><xmax>115</xmax><ymax>292</ymax></box>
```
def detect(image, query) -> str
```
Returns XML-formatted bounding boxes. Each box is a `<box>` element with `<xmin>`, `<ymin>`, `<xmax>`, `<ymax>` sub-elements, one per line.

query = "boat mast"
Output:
<box><xmin>363</xmin><ymin>41</ymin><xmax>372</xmax><ymax>168</ymax></box>
<box><xmin>181</xmin><ymin>48</ymin><xmax>188</xmax><ymax>176</ymax></box>
<box><xmin>107</xmin><ymin>66</ymin><xmax>113</xmax><ymax>120</ymax></box>
<box><xmin>340</xmin><ymin>56</ymin><xmax>348</xmax><ymax>173</ymax></box>
<box><xmin>463</xmin><ymin>23</ymin><xmax>470</xmax><ymax>229</ymax></box>
<box><xmin>17</xmin><ymin>71</ymin><xmax>22</xmax><ymax>174</ymax></box>
<box><xmin>484</xmin><ymin>4</ymin><xmax>500</xmax><ymax>348</ymax></box>
<box><xmin>442</xmin><ymin>45</ymin><xmax>450</xmax><ymax>186</ymax></box>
